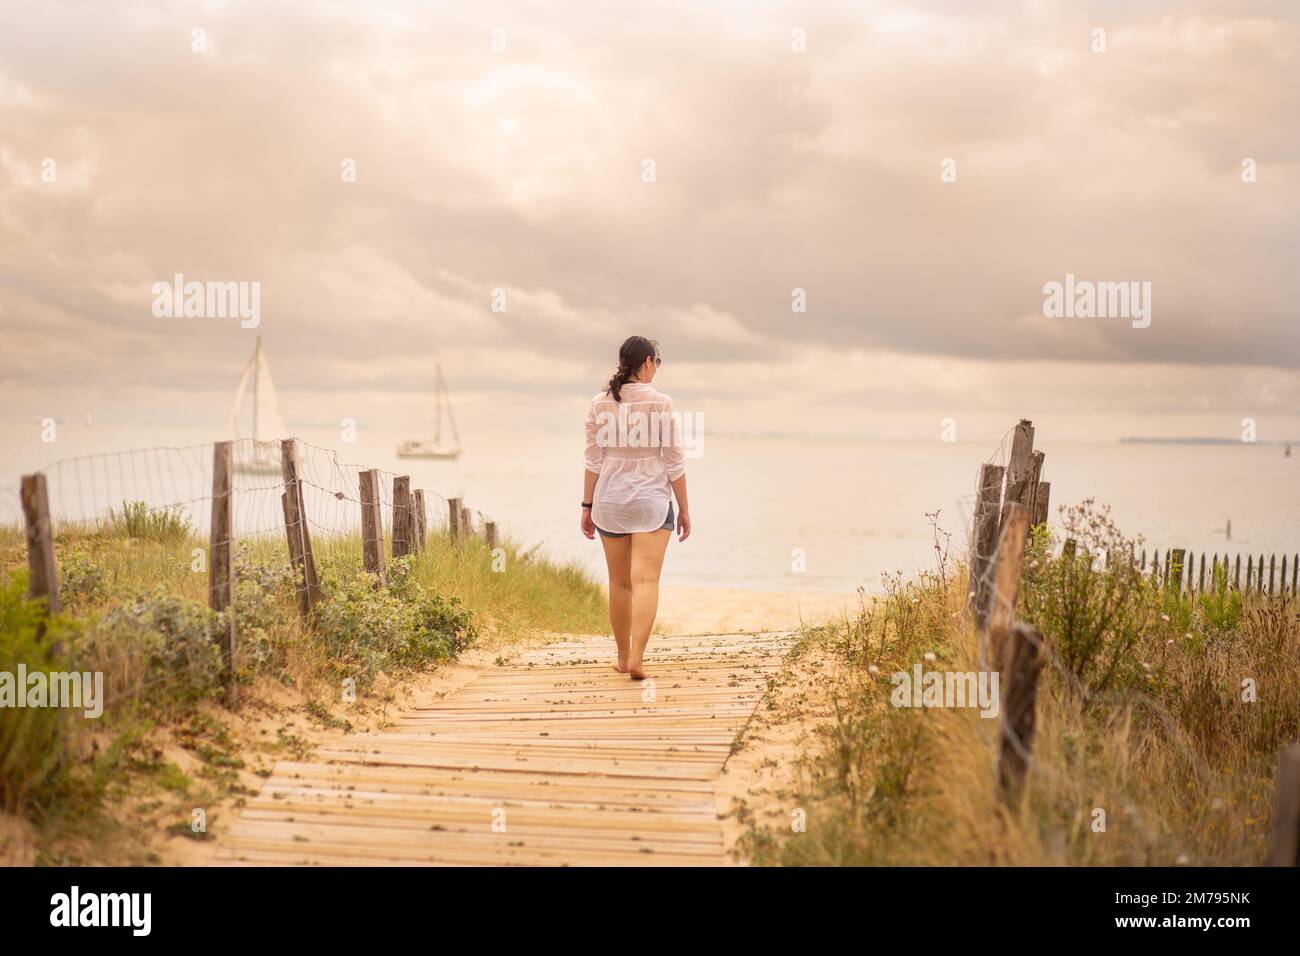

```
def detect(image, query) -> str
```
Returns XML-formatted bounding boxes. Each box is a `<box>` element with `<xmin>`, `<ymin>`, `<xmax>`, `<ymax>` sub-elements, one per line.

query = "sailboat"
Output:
<box><xmin>397</xmin><ymin>362</ymin><xmax>461</xmax><ymax>460</ymax></box>
<box><xmin>231</xmin><ymin>336</ymin><xmax>289</xmax><ymax>475</ymax></box>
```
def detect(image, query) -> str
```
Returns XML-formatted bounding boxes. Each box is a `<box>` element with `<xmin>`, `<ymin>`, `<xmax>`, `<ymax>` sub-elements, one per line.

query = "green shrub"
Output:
<box><xmin>60</xmin><ymin>554</ymin><xmax>109</xmax><ymax>613</ymax></box>
<box><xmin>0</xmin><ymin>572</ymin><xmax>78</xmax><ymax>816</ymax></box>
<box><xmin>106</xmin><ymin>500</ymin><xmax>193</xmax><ymax>543</ymax></box>
<box><xmin>1197</xmin><ymin>562</ymin><xmax>1244</xmax><ymax>634</ymax></box>
<box><xmin>79</xmin><ymin>588</ymin><xmax>226</xmax><ymax>708</ymax></box>
<box><xmin>1020</xmin><ymin>499</ymin><xmax>1153</xmax><ymax>702</ymax></box>
<box><xmin>232</xmin><ymin>544</ymin><xmax>295</xmax><ymax>676</ymax></box>
<box><xmin>314</xmin><ymin>558</ymin><xmax>476</xmax><ymax>686</ymax></box>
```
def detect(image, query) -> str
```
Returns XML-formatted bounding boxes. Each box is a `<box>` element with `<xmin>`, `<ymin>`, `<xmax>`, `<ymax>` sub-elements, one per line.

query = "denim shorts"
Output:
<box><xmin>597</xmin><ymin>502</ymin><xmax>674</xmax><ymax>538</ymax></box>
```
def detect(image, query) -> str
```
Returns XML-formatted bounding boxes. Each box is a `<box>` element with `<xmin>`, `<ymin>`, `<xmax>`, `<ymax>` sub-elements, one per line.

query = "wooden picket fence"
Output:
<box><xmin>1139</xmin><ymin>547</ymin><xmax>1298</xmax><ymax>597</ymax></box>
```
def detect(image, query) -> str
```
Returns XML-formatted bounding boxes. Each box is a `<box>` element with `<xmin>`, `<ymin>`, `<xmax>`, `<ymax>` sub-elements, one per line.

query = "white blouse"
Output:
<box><xmin>585</xmin><ymin>382</ymin><xmax>686</xmax><ymax>534</ymax></box>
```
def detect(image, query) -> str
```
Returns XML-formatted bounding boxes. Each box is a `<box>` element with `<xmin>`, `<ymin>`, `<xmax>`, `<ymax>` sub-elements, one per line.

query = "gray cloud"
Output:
<box><xmin>0</xmin><ymin>0</ymin><xmax>1297</xmax><ymax>418</ymax></box>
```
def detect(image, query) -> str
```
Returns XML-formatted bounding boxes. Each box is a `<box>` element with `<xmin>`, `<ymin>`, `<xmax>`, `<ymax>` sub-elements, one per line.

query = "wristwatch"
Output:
<box><xmin>581</xmin><ymin>501</ymin><xmax>593</xmax><ymax>509</ymax></box>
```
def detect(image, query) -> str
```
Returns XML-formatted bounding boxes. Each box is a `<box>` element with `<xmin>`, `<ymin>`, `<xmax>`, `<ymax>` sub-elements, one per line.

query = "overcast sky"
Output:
<box><xmin>1</xmin><ymin>0</ymin><xmax>1297</xmax><ymax>444</ymax></box>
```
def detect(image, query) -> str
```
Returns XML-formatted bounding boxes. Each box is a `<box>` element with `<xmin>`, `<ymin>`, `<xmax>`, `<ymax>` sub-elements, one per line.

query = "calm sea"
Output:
<box><xmin>2</xmin><ymin>423</ymin><xmax>1296</xmax><ymax>593</ymax></box>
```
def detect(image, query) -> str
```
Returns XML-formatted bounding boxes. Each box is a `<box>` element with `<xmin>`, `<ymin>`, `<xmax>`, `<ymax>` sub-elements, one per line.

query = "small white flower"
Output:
<box><xmin>867</xmin><ymin>665</ymin><xmax>880</xmax><ymax>676</ymax></box>
<box><xmin>1160</xmin><ymin>614</ymin><xmax>1170</xmax><ymax>622</ymax></box>
<box><xmin>923</xmin><ymin>651</ymin><xmax>937</xmax><ymax>663</ymax></box>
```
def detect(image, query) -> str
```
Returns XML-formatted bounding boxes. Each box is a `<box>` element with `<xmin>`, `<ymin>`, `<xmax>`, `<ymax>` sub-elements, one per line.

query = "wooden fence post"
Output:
<box><xmin>1268</xmin><ymin>743</ymin><xmax>1300</xmax><ymax>865</ymax></box>
<box><xmin>969</xmin><ymin>464</ymin><xmax>1005</xmax><ymax>629</ymax></box>
<box><xmin>208</xmin><ymin>441</ymin><xmax>237</xmax><ymax>704</ymax></box>
<box><xmin>280</xmin><ymin>493</ymin><xmax>309</xmax><ymax>617</ymax></box>
<box><xmin>392</xmin><ymin>476</ymin><xmax>413</xmax><ymax>559</ymax></box>
<box><xmin>1269</xmin><ymin>555</ymin><xmax>1276</xmax><ymax>596</ymax></box>
<box><xmin>985</xmin><ymin>503</ymin><xmax>1030</xmax><ymax>673</ymax></box>
<box><xmin>1025</xmin><ymin>450</ymin><xmax>1045</xmax><ymax>524</ymax></box>
<box><xmin>462</xmin><ymin>506</ymin><xmax>473</xmax><ymax>542</ymax></box>
<box><xmin>413</xmin><ymin>490</ymin><xmax>428</xmax><ymax>553</ymax></box>
<box><xmin>359</xmin><ymin>469</ymin><xmax>386</xmax><ymax>584</ymax></box>
<box><xmin>1169</xmin><ymin>548</ymin><xmax>1185</xmax><ymax>593</ymax></box>
<box><xmin>1033</xmin><ymin>481</ymin><xmax>1051</xmax><ymax>526</ymax></box>
<box><xmin>997</xmin><ymin>420</ymin><xmax>1035</xmax><ymax>536</ymax></box>
<box><xmin>448</xmin><ymin>497</ymin><xmax>462</xmax><ymax>544</ymax></box>
<box><xmin>998</xmin><ymin>620</ymin><xmax>1044</xmax><ymax>797</ymax></box>
<box><xmin>280</xmin><ymin>439</ymin><xmax>318</xmax><ymax>615</ymax></box>
<box><xmin>20</xmin><ymin>473</ymin><xmax>61</xmax><ymax>644</ymax></box>
<box><xmin>485</xmin><ymin>521</ymin><xmax>498</xmax><ymax>551</ymax></box>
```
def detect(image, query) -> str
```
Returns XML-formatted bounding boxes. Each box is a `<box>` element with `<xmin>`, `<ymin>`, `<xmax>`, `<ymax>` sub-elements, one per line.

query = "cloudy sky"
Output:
<box><xmin>1</xmin><ymin>0</ymin><xmax>1297</xmax><ymax>445</ymax></box>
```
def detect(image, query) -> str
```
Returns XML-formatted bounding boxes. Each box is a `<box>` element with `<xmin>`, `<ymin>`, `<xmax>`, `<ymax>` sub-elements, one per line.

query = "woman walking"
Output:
<box><xmin>581</xmin><ymin>336</ymin><xmax>691</xmax><ymax>679</ymax></box>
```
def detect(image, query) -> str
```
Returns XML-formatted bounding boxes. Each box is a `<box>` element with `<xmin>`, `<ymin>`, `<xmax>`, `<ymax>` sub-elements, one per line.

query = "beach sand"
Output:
<box><xmin>656</xmin><ymin>586</ymin><xmax>857</xmax><ymax>635</ymax></box>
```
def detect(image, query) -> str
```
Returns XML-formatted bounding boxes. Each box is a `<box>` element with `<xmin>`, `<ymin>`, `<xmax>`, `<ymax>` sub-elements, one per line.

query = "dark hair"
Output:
<box><xmin>605</xmin><ymin>335</ymin><xmax>659</xmax><ymax>402</ymax></box>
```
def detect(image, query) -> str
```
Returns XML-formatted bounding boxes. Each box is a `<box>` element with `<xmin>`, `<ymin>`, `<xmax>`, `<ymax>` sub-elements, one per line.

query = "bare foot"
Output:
<box><xmin>613</xmin><ymin>662</ymin><xmax>629</xmax><ymax>674</ymax></box>
<box><xmin>628</xmin><ymin>663</ymin><xmax>648</xmax><ymax>681</ymax></box>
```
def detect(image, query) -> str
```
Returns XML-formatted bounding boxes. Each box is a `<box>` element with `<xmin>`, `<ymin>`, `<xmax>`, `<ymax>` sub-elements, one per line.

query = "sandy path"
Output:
<box><xmin>657</xmin><ymin>587</ymin><xmax>855</xmax><ymax>635</ymax></box>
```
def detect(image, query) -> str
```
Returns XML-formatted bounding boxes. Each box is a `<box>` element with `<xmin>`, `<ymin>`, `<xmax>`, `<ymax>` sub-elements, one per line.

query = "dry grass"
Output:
<box><xmin>743</xmin><ymin>516</ymin><xmax>1300</xmax><ymax>866</ymax></box>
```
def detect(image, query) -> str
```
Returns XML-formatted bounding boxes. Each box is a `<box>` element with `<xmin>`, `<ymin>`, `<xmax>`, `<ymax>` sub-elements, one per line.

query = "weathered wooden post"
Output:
<box><xmin>985</xmin><ymin>503</ymin><xmax>1030</xmax><ymax>673</ymax></box>
<box><xmin>280</xmin><ymin>439</ymin><xmax>319</xmax><ymax>615</ymax></box>
<box><xmin>998</xmin><ymin>620</ymin><xmax>1044</xmax><ymax>798</ymax></box>
<box><xmin>281</xmin><ymin>493</ymin><xmax>309</xmax><ymax>617</ymax></box>
<box><xmin>969</xmin><ymin>463</ymin><xmax>1005</xmax><ymax>629</ymax></box>
<box><xmin>1025</xmin><ymin>450</ymin><xmax>1045</xmax><ymax>524</ymax></box>
<box><xmin>484</xmin><ymin>521</ymin><xmax>498</xmax><ymax>551</ymax></box>
<box><xmin>448</xmin><ymin>497</ymin><xmax>462</xmax><ymax>544</ymax></box>
<box><xmin>1033</xmin><ymin>481</ymin><xmax>1051</xmax><ymax>526</ymax></box>
<box><xmin>359</xmin><ymin>469</ymin><xmax>386</xmax><ymax>584</ymax></box>
<box><xmin>461</xmin><ymin>506</ymin><xmax>473</xmax><ymax>542</ymax></box>
<box><xmin>1268</xmin><ymin>743</ymin><xmax>1300</xmax><ymax>866</ymax></box>
<box><xmin>20</xmin><ymin>473</ymin><xmax>61</xmax><ymax>643</ymax></box>
<box><xmin>997</xmin><ymin>420</ymin><xmax>1035</xmax><ymax>535</ymax></box>
<box><xmin>1169</xmin><ymin>548</ymin><xmax>1185</xmax><ymax>593</ymax></box>
<box><xmin>392</xmin><ymin>476</ymin><xmax>413</xmax><ymax>559</ymax></box>
<box><xmin>208</xmin><ymin>441</ymin><xmax>237</xmax><ymax>703</ymax></box>
<box><xmin>1269</xmin><ymin>555</ymin><xmax>1276</xmax><ymax>596</ymax></box>
<box><xmin>413</xmin><ymin>490</ymin><xmax>428</xmax><ymax>553</ymax></box>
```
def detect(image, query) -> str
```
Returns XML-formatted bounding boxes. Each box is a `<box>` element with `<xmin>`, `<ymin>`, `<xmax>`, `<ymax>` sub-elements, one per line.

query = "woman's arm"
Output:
<box><xmin>580</xmin><ymin>468</ymin><xmax>598</xmax><ymax>539</ymax></box>
<box><xmin>581</xmin><ymin>400</ymin><xmax>602</xmax><ymax>539</ymax></box>
<box><xmin>670</xmin><ymin>474</ymin><xmax>690</xmax><ymax>542</ymax></box>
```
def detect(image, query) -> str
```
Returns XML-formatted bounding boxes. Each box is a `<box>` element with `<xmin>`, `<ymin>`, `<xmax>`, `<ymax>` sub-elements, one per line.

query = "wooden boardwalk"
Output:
<box><xmin>218</xmin><ymin>631</ymin><xmax>791</xmax><ymax>866</ymax></box>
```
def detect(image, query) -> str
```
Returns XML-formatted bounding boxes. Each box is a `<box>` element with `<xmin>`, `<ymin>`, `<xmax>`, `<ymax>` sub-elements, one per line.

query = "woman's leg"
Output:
<box><xmin>599</xmin><ymin>533</ymin><xmax>634</xmax><ymax>671</ymax></box>
<box><xmin>627</xmin><ymin>529</ymin><xmax>671</xmax><ymax>679</ymax></box>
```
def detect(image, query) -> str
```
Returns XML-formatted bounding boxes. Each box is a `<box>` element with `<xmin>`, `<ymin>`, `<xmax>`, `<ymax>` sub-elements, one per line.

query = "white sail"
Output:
<box><xmin>252</xmin><ymin>341</ymin><xmax>288</xmax><ymax>442</ymax></box>
<box><xmin>397</xmin><ymin>361</ymin><xmax>462</xmax><ymax>460</ymax></box>
<box><xmin>231</xmin><ymin>337</ymin><xmax>288</xmax><ymax>474</ymax></box>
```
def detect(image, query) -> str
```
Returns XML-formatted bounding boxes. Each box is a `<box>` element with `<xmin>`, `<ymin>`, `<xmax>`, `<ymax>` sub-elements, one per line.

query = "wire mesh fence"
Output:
<box><xmin>21</xmin><ymin>436</ymin><xmax>498</xmax><ymax>581</ymax></box>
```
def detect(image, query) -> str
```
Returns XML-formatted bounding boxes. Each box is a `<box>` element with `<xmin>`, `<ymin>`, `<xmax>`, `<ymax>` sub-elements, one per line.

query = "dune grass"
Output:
<box><xmin>0</xmin><ymin>513</ymin><xmax>606</xmax><ymax>838</ymax></box>
<box><xmin>743</xmin><ymin>502</ymin><xmax>1300</xmax><ymax>866</ymax></box>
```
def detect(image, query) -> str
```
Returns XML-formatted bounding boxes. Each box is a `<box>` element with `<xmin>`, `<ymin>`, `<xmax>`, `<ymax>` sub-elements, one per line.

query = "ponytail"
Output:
<box><xmin>605</xmin><ymin>335</ymin><xmax>658</xmax><ymax>402</ymax></box>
